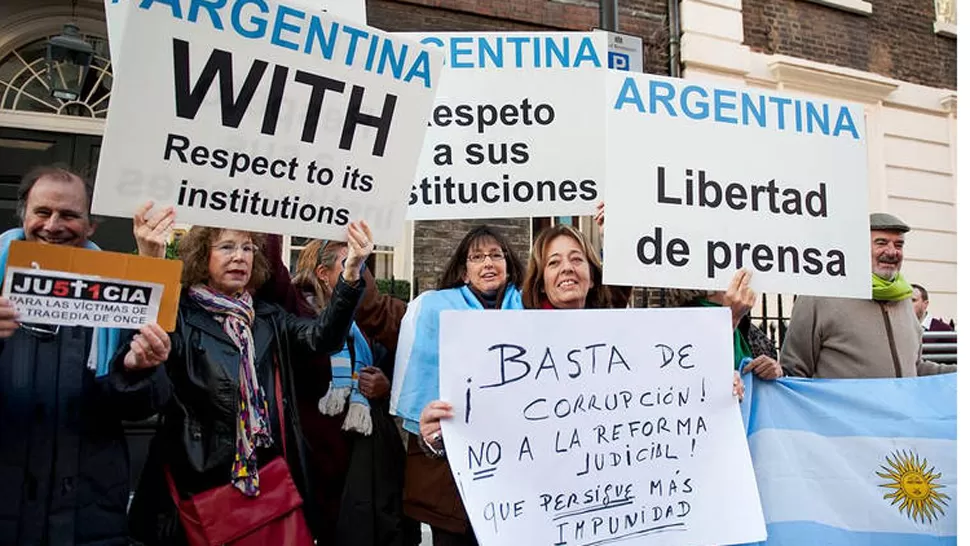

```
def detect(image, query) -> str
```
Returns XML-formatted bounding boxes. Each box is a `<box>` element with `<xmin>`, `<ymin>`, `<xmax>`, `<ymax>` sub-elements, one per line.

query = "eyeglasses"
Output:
<box><xmin>467</xmin><ymin>252</ymin><xmax>505</xmax><ymax>264</ymax></box>
<box><xmin>21</xmin><ymin>322</ymin><xmax>61</xmax><ymax>338</ymax></box>
<box><xmin>212</xmin><ymin>242</ymin><xmax>259</xmax><ymax>256</ymax></box>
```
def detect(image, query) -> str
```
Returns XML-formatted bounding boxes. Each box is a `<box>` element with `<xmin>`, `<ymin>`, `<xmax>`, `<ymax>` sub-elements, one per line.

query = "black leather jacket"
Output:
<box><xmin>126</xmin><ymin>277</ymin><xmax>363</xmax><ymax>545</ymax></box>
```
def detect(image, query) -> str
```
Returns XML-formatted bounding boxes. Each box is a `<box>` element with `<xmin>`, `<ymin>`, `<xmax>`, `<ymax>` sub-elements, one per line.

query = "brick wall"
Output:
<box><xmin>410</xmin><ymin>218</ymin><xmax>532</xmax><ymax>294</ymax></box>
<box><xmin>743</xmin><ymin>0</ymin><xmax>956</xmax><ymax>90</ymax></box>
<box><xmin>368</xmin><ymin>0</ymin><xmax>670</xmax><ymax>76</ymax></box>
<box><xmin>367</xmin><ymin>0</ymin><xmax>669</xmax><ymax>295</ymax></box>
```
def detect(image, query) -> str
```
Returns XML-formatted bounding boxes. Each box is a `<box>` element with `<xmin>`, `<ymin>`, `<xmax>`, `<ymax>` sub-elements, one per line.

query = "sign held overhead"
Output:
<box><xmin>94</xmin><ymin>0</ymin><xmax>443</xmax><ymax>245</ymax></box>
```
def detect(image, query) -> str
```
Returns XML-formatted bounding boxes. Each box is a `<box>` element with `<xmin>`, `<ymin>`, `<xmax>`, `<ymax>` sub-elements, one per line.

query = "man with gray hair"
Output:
<box><xmin>0</xmin><ymin>164</ymin><xmax>174</xmax><ymax>545</ymax></box>
<box><xmin>781</xmin><ymin>212</ymin><xmax>956</xmax><ymax>378</ymax></box>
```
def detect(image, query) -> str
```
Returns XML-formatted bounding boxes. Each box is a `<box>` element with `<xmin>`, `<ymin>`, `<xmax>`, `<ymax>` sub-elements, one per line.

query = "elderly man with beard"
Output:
<box><xmin>781</xmin><ymin>213</ymin><xmax>956</xmax><ymax>378</ymax></box>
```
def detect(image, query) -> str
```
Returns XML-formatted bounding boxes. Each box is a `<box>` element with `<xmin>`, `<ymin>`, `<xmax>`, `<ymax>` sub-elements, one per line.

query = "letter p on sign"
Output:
<box><xmin>609</xmin><ymin>52</ymin><xmax>630</xmax><ymax>71</ymax></box>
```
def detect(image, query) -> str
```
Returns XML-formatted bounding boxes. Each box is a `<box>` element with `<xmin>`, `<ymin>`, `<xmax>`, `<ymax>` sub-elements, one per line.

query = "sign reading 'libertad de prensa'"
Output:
<box><xmin>602</xmin><ymin>71</ymin><xmax>871</xmax><ymax>299</ymax></box>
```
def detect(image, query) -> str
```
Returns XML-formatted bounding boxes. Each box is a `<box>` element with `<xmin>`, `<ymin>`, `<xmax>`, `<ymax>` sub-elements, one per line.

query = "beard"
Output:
<box><xmin>873</xmin><ymin>264</ymin><xmax>899</xmax><ymax>280</ymax></box>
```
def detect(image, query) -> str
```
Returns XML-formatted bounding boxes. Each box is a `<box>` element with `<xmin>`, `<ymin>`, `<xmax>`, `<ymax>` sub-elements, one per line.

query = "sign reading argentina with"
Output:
<box><xmin>404</xmin><ymin>32</ymin><xmax>623</xmax><ymax>221</ymax></box>
<box><xmin>740</xmin><ymin>374</ymin><xmax>956</xmax><ymax>545</ymax></box>
<box><xmin>94</xmin><ymin>0</ymin><xmax>442</xmax><ymax>245</ymax></box>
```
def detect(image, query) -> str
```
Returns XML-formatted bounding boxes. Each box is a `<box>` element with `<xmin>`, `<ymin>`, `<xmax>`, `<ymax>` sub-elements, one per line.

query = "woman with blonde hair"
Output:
<box><xmin>521</xmin><ymin>223</ymin><xmax>623</xmax><ymax>310</ymax></box>
<box><xmin>289</xmin><ymin>237</ymin><xmax>416</xmax><ymax>546</ymax></box>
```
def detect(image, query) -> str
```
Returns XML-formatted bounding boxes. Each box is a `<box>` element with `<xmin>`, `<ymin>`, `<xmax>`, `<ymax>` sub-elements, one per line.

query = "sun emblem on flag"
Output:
<box><xmin>877</xmin><ymin>450</ymin><xmax>949</xmax><ymax>524</ymax></box>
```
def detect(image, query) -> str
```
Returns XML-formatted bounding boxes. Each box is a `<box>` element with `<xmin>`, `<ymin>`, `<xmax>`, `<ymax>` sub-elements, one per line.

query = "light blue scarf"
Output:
<box><xmin>318</xmin><ymin>321</ymin><xmax>375</xmax><ymax>435</ymax></box>
<box><xmin>0</xmin><ymin>228</ymin><xmax>120</xmax><ymax>377</ymax></box>
<box><xmin>390</xmin><ymin>285</ymin><xmax>523</xmax><ymax>434</ymax></box>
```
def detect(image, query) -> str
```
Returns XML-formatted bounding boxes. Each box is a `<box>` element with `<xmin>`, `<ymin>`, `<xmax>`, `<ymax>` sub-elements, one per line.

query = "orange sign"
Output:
<box><xmin>4</xmin><ymin>241</ymin><xmax>183</xmax><ymax>331</ymax></box>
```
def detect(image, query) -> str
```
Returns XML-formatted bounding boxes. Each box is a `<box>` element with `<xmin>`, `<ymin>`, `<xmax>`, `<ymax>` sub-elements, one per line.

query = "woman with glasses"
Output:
<box><xmin>394</xmin><ymin>225</ymin><xmax>525</xmax><ymax>546</ymax></box>
<box><xmin>123</xmin><ymin>225</ymin><xmax>371</xmax><ymax>546</ymax></box>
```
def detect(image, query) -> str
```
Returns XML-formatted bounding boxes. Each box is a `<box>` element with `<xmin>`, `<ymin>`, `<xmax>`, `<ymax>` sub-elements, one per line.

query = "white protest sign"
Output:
<box><xmin>104</xmin><ymin>0</ymin><xmax>367</xmax><ymax>70</ymax></box>
<box><xmin>93</xmin><ymin>0</ymin><xmax>442</xmax><ymax>245</ymax></box>
<box><xmin>3</xmin><ymin>267</ymin><xmax>163</xmax><ymax>330</ymax></box>
<box><xmin>602</xmin><ymin>71</ymin><xmax>871</xmax><ymax>298</ymax></box>
<box><xmin>403</xmin><ymin>32</ymin><xmax>609</xmax><ymax>221</ymax></box>
<box><xmin>104</xmin><ymin>0</ymin><xmax>129</xmax><ymax>68</ymax></box>
<box><xmin>439</xmin><ymin>308</ymin><xmax>766</xmax><ymax>546</ymax></box>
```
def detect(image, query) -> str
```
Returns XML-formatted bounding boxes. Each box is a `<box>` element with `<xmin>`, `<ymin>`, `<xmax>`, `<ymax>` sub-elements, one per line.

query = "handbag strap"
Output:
<box><xmin>163</xmin><ymin>352</ymin><xmax>289</xmax><ymax>505</ymax></box>
<box><xmin>274</xmin><ymin>357</ymin><xmax>287</xmax><ymax>459</ymax></box>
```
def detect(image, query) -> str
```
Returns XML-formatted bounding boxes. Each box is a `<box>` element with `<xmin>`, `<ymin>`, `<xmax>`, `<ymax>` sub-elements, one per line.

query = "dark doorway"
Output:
<box><xmin>0</xmin><ymin>127</ymin><xmax>136</xmax><ymax>252</ymax></box>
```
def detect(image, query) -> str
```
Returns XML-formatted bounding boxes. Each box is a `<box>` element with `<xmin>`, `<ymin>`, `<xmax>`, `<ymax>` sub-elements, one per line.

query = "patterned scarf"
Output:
<box><xmin>188</xmin><ymin>285</ymin><xmax>273</xmax><ymax>497</ymax></box>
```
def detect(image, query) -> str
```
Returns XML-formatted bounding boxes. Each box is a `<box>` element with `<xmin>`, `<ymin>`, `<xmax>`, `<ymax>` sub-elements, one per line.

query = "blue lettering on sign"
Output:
<box><xmin>612</xmin><ymin>76</ymin><xmax>861</xmax><ymax>140</ymax></box>
<box><xmin>135</xmin><ymin>0</ymin><xmax>434</xmax><ymax>88</ymax></box>
<box><xmin>608</xmin><ymin>51</ymin><xmax>630</xmax><ymax>71</ymax></box>
<box><xmin>417</xmin><ymin>34</ymin><xmax>603</xmax><ymax>69</ymax></box>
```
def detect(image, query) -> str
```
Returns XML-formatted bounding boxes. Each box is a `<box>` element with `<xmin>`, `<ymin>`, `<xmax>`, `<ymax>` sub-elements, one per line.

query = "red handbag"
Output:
<box><xmin>163</xmin><ymin>365</ymin><xmax>314</xmax><ymax>546</ymax></box>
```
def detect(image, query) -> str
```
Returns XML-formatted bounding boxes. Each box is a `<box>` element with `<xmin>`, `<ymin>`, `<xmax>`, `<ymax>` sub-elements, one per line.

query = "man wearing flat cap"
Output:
<box><xmin>781</xmin><ymin>213</ymin><xmax>956</xmax><ymax>378</ymax></box>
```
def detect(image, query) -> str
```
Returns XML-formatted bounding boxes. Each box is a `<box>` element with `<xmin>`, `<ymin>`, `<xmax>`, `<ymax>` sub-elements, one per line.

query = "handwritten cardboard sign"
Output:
<box><xmin>4</xmin><ymin>241</ymin><xmax>182</xmax><ymax>331</ymax></box>
<box><xmin>439</xmin><ymin>307</ymin><xmax>766</xmax><ymax>546</ymax></box>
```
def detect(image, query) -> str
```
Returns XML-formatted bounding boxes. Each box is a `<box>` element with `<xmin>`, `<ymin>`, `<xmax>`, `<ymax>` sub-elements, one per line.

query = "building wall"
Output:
<box><xmin>679</xmin><ymin>0</ymin><xmax>958</xmax><ymax>321</ymax></box>
<box><xmin>743</xmin><ymin>0</ymin><xmax>956</xmax><ymax>90</ymax></box>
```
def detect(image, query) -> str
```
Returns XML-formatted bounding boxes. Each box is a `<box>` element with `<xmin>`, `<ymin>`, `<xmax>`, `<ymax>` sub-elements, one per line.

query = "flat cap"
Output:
<box><xmin>870</xmin><ymin>212</ymin><xmax>910</xmax><ymax>233</ymax></box>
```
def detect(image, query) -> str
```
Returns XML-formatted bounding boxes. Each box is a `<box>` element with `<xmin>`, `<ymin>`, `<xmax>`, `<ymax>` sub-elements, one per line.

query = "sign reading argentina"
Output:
<box><xmin>94</xmin><ymin>0</ymin><xmax>442</xmax><ymax>245</ymax></box>
<box><xmin>404</xmin><ymin>32</ymin><xmax>619</xmax><ymax>221</ymax></box>
<box><xmin>602</xmin><ymin>72</ymin><xmax>871</xmax><ymax>298</ymax></box>
<box><xmin>104</xmin><ymin>0</ymin><xmax>368</xmax><ymax>75</ymax></box>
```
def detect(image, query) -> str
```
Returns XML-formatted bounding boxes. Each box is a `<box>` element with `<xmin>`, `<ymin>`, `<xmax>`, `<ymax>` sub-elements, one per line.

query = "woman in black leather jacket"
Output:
<box><xmin>123</xmin><ymin>223</ymin><xmax>373</xmax><ymax>545</ymax></box>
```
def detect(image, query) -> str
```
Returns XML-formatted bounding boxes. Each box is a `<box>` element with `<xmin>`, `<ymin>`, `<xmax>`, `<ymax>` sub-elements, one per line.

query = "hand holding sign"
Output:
<box><xmin>723</xmin><ymin>269</ymin><xmax>757</xmax><ymax>329</ymax></box>
<box><xmin>123</xmin><ymin>323</ymin><xmax>171</xmax><ymax>370</ymax></box>
<box><xmin>0</xmin><ymin>298</ymin><xmax>20</xmax><ymax>338</ymax></box>
<box><xmin>594</xmin><ymin>200</ymin><xmax>605</xmax><ymax>237</ymax></box>
<box><xmin>420</xmin><ymin>400</ymin><xmax>453</xmax><ymax>451</ymax></box>
<box><xmin>133</xmin><ymin>201</ymin><xmax>176</xmax><ymax>259</ymax></box>
<box><xmin>343</xmin><ymin>221</ymin><xmax>375</xmax><ymax>284</ymax></box>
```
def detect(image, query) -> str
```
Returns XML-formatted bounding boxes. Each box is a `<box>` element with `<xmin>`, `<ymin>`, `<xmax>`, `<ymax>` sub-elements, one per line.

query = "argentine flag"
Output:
<box><xmin>741</xmin><ymin>373</ymin><xmax>956</xmax><ymax>545</ymax></box>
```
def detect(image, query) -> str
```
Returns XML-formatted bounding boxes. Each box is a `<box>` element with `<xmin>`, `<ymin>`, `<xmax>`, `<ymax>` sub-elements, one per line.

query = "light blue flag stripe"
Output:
<box><xmin>763</xmin><ymin>521</ymin><xmax>957</xmax><ymax>546</ymax></box>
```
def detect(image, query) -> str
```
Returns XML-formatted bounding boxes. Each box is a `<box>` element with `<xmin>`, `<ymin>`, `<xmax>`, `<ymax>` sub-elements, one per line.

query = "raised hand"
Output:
<box><xmin>133</xmin><ymin>202</ymin><xmax>176</xmax><ymax>258</ymax></box>
<box><xmin>723</xmin><ymin>269</ymin><xmax>757</xmax><ymax>329</ymax></box>
<box><xmin>343</xmin><ymin>220</ymin><xmax>374</xmax><ymax>283</ymax></box>
<box><xmin>594</xmin><ymin>201</ymin><xmax>605</xmax><ymax>237</ymax></box>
